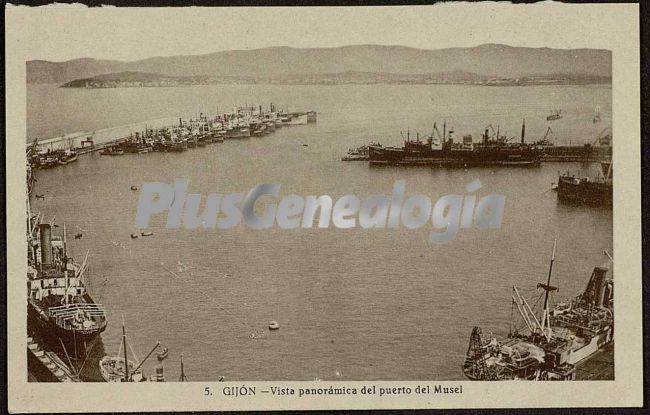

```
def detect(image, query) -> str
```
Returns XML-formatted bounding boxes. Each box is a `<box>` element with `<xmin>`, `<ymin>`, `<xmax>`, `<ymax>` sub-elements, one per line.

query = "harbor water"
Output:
<box><xmin>28</xmin><ymin>83</ymin><xmax>612</xmax><ymax>381</ymax></box>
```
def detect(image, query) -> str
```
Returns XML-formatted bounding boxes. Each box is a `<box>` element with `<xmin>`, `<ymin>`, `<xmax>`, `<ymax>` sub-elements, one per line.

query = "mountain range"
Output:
<box><xmin>27</xmin><ymin>44</ymin><xmax>612</xmax><ymax>85</ymax></box>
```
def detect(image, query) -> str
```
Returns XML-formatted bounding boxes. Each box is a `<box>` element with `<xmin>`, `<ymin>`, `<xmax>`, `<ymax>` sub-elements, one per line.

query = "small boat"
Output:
<box><xmin>58</xmin><ymin>151</ymin><xmax>78</xmax><ymax>165</ymax></box>
<box><xmin>593</xmin><ymin>106</ymin><xmax>602</xmax><ymax>123</ymax></box>
<box><xmin>130</xmin><ymin>185</ymin><xmax>138</xmax><ymax>191</ymax></box>
<box><xmin>74</xmin><ymin>233</ymin><xmax>83</xmax><ymax>239</ymax></box>
<box><xmin>157</xmin><ymin>347</ymin><xmax>169</xmax><ymax>361</ymax></box>
<box><xmin>130</xmin><ymin>233</ymin><xmax>138</xmax><ymax>239</ymax></box>
<box><xmin>99</xmin><ymin>321</ymin><xmax>160</xmax><ymax>382</ymax></box>
<box><xmin>269</xmin><ymin>321</ymin><xmax>280</xmax><ymax>330</ymax></box>
<box><xmin>141</xmin><ymin>231</ymin><xmax>154</xmax><ymax>237</ymax></box>
<box><xmin>100</xmin><ymin>355</ymin><xmax>144</xmax><ymax>382</ymax></box>
<box><xmin>546</xmin><ymin>109</ymin><xmax>563</xmax><ymax>121</ymax></box>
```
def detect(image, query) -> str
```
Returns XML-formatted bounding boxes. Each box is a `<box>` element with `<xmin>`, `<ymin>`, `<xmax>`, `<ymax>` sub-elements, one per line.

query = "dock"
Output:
<box><xmin>27</xmin><ymin>336</ymin><xmax>79</xmax><ymax>382</ymax></box>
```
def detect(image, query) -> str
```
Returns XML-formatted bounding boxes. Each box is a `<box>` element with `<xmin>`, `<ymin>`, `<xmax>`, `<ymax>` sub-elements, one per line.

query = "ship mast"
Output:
<box><xmin>122</xmin><ymin>316</ymin><xmax>130</xmax><ymax>382</ymax></box>
<box><xmin>179</xmin><ymin>352</ymin><xmax>187</xmax><ymax>382</ymax></box>
<box><xmin>538</xmin><ymin>239</ymin><xmax>558</xmax><ymax>337</ymax></box>
<box><xmin>63</xmin><ymin>223</ymin><xmax>68</xmax><ymax>305</ymax></box>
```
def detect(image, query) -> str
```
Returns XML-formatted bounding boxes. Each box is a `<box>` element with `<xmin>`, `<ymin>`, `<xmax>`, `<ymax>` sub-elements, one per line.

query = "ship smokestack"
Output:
<box><xmin>39</xmin><ymin>224</ymin><xmax>52</xmax><ymax>266</ymax></box>
<box><xmin>484</xmin><ymin>128</ymin><xmax>489</xmax><ymax>144</ymax></box>
<box><xmin>521</xmin><ymin>118</ymin><xmax>526</xmax><ymax>144</ymax></box>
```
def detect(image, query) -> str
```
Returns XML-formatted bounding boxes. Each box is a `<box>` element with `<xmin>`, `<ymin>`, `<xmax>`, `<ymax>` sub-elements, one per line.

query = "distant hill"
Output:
<box><xmin>58</xmin><ymin>69</ymin><xmax>611</xmax><ymax>88</ymax></box>
<box><xmin>27</xmin><ymin>44</ymin><xmax>611</xmax><ymax>85</ymax></box>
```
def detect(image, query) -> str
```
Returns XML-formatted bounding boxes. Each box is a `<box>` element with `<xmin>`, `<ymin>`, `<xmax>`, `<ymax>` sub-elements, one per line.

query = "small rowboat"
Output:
<box><xmin>268</xmin><ymin>321</ymin><xmax>280</xmax><ymax>330</ymax></box>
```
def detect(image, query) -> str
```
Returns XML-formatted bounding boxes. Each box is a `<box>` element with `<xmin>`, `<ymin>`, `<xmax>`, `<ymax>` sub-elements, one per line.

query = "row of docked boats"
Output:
<box><xmin>28</xmin><ymin>105</ymin><xmax>317</xmax><ymax>163</ymax></box>
<box><xmin>100</xmin><ymin>109</ymin><xmax>315</xmax><ymax>155</ymax></box>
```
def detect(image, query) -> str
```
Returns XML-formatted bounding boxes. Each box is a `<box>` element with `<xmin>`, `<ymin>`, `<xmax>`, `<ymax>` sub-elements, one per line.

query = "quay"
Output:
<box><xmin>33</xmin><ymin>116</ymin><xmax>180</xmax><ymax>154</ymax></box>
<box><xmin>27</xmin><ymin>336</ymin><xmax>79</xmax><ymax>382</ymax></box>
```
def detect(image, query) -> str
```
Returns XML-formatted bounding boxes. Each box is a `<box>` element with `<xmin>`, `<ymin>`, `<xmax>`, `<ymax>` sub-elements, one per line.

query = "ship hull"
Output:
<box><xmin>28</xmin><ymin>298</ymin><xmax>106</xmax><ymax>348</ymax></box>
<box><xmin>369</xmin><ymin>145</ymin><xmax>540</xmax><ymax>167</ymax></box>
<box><xmin>557</xmin><ymin>175</ymin><xmax>612</xmax><ymax>206</ymax></box>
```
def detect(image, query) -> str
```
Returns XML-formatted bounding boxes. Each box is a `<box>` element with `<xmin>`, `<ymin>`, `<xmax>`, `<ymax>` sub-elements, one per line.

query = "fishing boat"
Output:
<box><xmin>99</xmin><ymin>147</ymin><xmax>124</xmax><ymax>156</ymax></box>
<box><xmin>99</xmin><ymin>320</ymin><xmax>161</xmax><ymax>382</ymax></box>
<box><xmin>462</xmin><ymin>242</ymin><xmax>614</xmax><ymax>381</ymax></box>
<box><xmin>557</xmin><ymin>161</ymin><xmax>612</xmax><ymax>207</ymax></box>
<box><xmin>289</xmin><ymin>114</ymin><xmax>309</xmax><ymax>125</ymax></box>
<box><xmin>58</xmin><ymin>150</ymin><xmax>78</xmax><ymax>165</ymax></box>
<box><xmin>341</xmin><ymin>143</ymin><xmax>379</xmax><ymax>161</ymax></box>
<box><xmin>547</xmin><ymin>109</ymin><xmax>563</xmax><ymax>121</ymax></box>
<box><xmin>27</xmin><ymin>221</ymin><xmax>107</xmax><ymax>348</ymax></box>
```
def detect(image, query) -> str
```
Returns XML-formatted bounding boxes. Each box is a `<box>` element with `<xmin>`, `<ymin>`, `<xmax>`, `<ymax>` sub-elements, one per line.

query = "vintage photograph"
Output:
<box><xmin>6</xmin><ymin>3</ymin><xmax>643</xmax><ymax>412</ymax></box>
<box><xmin>23</xmin><ymin>6</ymin><xmax>615</xmax><ymax>384</ymax></box>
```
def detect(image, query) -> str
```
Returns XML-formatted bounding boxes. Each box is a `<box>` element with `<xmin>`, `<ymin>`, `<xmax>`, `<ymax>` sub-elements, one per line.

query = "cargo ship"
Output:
<box><xmin>557</xmin><ymin>161</ymin><xmax>612</xmax><ymax>207</ymax></box>
<box><xmin>369</xmin><ymin>120</ymin><xmax>540</xmax><ymax>167</ymax></box>
<box><xmin>27</xmin><ymin>221</ymin><xmax>107</xmax><ymax>349</ymax></box>
<box><xmin>462</xmin><ymin>242</ymin><xmax>614</xmax><ymax>381</ymax></box>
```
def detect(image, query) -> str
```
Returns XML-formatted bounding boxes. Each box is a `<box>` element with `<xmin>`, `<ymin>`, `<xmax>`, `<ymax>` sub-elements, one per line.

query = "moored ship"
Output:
<box><xmin>369</xmin><ymin>120</ymin><xmax>540</xmax><ymax>167</ymax></box>
<box><xmin>27</xmin><ymin>221</ymin><xmax>107</xmax><ymax>348</ymax></box>
<box><xmin>557</xmin><ymin>161</ymin><xmax>612</xmax><ymax>207</ymax></box>
<box><xmin>462</xmin><ymin>242</ymin><xmax>614</xmax><ymax>381</ymax></box>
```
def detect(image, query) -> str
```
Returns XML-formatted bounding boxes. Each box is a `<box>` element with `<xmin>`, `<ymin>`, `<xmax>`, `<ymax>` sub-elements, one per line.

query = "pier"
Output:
<box><xmin>27</xmin><ymin>336</ymin><xmax>79</xmax><ymax>382</ymax></box>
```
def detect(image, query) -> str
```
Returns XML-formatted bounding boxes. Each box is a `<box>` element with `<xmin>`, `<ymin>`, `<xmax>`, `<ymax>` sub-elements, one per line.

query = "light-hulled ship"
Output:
<box><xmin>99</xmin><ymin>320</ymin><xmax>162</xmax><ymax>382</ymax></box>
<box><xmin>463</xmin><ymin>243</ymin><xmax>613</xmax><ymax>381</ymax></box>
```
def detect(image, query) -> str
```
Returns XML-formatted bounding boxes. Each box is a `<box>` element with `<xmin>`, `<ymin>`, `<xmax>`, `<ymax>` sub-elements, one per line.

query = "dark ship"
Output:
<box><xmin>369</xmin><ymin>120</ymin><xmax>540</xmax><ymax>167</ymax></box>
<box><xmin>27</xmin><ymin>220</ymin><xmax>107</xmax><ymax>348</ymax></box>
<box><xmin>463</xmin><ymin>243</ymin><xmax>614</xmax><ymax>381</ymax></box>
<box><xmin>557</xmin><ymin>161</ymin><xmax>612</xmax><ymax>207</ymax></box>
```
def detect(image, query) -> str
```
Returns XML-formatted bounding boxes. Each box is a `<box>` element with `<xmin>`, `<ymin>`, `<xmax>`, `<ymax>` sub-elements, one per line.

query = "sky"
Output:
<box><xmin>7</xmin><ymin>2</ymin><xmax>635</xmax><ymax>62</ymax></box>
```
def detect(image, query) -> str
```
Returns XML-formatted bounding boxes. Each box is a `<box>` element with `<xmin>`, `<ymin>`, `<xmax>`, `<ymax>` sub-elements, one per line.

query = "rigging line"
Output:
<box><xmin>75</xmin><ymin>339</ymin><xmax>98</xmax><ymax>378</ymax></box>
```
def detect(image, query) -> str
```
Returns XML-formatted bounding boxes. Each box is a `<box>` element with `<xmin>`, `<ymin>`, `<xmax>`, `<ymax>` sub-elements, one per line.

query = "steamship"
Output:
<box><xmin>27</xmin><ymin>221</ymin><xmax>107</xmax><ymax>347</ymax></box>
<box><xmin>557</xmin><ymin>161</ymin><xmax>612</xmax><ymax>207</ymax></box>
<box><xmin>369</xmin><ymin>120</ymin><xmax>540</xmax><ymax>167</ymax></box>
<box><xmin>462</xmin><ymin>243</ymin><xmax>614</xmax><ymax>381</ymax></box>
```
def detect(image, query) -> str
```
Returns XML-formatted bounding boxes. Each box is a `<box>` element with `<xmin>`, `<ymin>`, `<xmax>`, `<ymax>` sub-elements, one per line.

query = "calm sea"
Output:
<box><xmin>28</xmin><ymin>83</ymin><xmax>612</xmax><ymax>381</ymax></box>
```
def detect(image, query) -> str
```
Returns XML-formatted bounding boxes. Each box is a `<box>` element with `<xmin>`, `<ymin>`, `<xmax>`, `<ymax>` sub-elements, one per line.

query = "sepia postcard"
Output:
<box><xmin>5</xmin><ymin>2</ymin><xmax>643</xmax><ymax>412</ymax></box>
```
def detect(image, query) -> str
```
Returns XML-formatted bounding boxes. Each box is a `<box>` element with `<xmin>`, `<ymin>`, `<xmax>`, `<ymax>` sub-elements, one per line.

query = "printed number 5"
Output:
<box><xmin>204</xmin><ymin>387</ymin><xmax>212</xmax><ymax>396</ymax></box>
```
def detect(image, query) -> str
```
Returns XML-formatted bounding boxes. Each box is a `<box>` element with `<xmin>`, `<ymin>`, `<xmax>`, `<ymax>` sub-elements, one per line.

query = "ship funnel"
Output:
<box><xmin>521</xmin><ymin>118</ymin><xmax>526</xmax><ymax>144</ymax></box>
<box><xmin>39</xmin><ymin>223</ymin><xmax>53</xmax><ymax>266</ymax></box>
